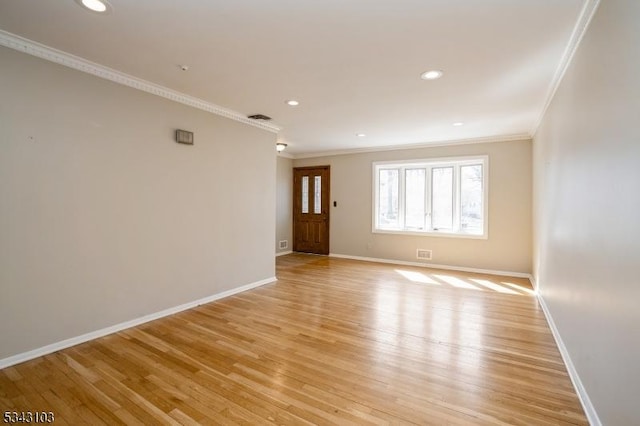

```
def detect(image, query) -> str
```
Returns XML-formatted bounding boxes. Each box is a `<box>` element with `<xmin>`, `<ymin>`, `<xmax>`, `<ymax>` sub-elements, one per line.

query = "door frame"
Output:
<box><xmin>292</xmin><ymin>165</ymin><xmax>330</xmax><ymax>254</ymax></box>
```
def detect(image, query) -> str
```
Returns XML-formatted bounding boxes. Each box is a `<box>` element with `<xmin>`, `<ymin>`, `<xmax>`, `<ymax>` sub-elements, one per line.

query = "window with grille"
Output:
<box><xmin>373</xmin><ymin>156</ymin><xmax>488</xmax><ymax>238</ymax></box>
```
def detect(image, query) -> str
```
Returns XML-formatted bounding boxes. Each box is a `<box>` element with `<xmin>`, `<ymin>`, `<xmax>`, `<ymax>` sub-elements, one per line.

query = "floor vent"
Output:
<box><xmin>416</xmin><ymin>249</ymin><xmax>432</xmax><ymax>260</ymax></box>
<box><xmin>279</xmin><ymin>240</ymin><xmax>289</xmax><ymax>249</ymax></box>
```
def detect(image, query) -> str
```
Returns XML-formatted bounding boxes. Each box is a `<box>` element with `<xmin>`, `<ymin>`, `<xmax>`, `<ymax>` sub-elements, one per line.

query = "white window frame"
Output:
<box><xmin>372</xmin><ymin>155</ymin><xmax>489</xmax><ymax>239</ymax></box>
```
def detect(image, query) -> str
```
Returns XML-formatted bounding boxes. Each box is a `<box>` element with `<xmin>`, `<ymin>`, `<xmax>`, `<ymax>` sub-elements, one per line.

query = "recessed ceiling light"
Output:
<box><xmin>356</xmin><ymin>133</ymin><xmax>366</xmax><ymax>137</ymax></box>
<box><xmin>76</xmin><ymin>0</ymin><xmax>111</xmax><ymax>13</ymax></box>
<box><xmin>420</xmin><ymin>70</ymin><xmax>443</xmax><ymax>80</ymax></box>
<box><xmin>453</xmin><ymin>122</ymin><xmax>464</xmax><ymax>126</ymax></box>
<box><xmin>285</xmin><ymin>100</ymin><xmax>299</xmax><ymax>106</ymax></box>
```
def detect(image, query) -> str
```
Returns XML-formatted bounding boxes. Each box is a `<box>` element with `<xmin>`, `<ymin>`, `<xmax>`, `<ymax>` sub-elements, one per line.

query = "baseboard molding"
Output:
<box><xmin>528</xmin><ymin>274</ymin><xmax>538</xmax><ymax>291</ymax></box>
<box><xmin>537</xmin><ymin>294</ymin><xmax>602</xmax><ymax>426</ymax></box>
<box><xmin>0</xmin><ymin>276</ymin><xmax>276</xmax><ymax>370</ymax></box>
<box><xmin>328</xmin><ymin>252</ymin><xmax>599</xmax><ymax>423</ymax></box>
<box><xmin>275</xmin><ymin>250</ymin><xmax>292</xmax><ymax>257</ymax></box>
<box><xmin>329</xmin><ymin>253</ymin><xmax>530</xmax><ymax>278</ymax></box>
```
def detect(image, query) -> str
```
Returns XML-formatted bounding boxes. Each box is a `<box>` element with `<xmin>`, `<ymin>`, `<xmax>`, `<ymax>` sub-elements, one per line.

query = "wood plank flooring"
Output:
<box><xmin>0</xmin><ymin>254</ymin><xmax>587</xmax><ymax>425</ymax></box>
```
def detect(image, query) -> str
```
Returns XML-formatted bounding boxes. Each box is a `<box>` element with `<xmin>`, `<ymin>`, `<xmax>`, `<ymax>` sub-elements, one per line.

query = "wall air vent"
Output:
<box><xmin>175</xmin><ymin>129</ymin><xmax>194</xmax><ymax>145</ymax></box>
<box><xmin>416</xmin><ymin>249</ymin><xmax>432</xmax><ymax>260</ymax></box>
<box><xmin>247</xmin><ymin>114</ymin><xmax>272</xmax><ymax>121</ymax></box>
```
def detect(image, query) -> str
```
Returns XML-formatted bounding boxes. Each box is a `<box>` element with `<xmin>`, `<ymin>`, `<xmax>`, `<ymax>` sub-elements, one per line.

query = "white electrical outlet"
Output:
<box><xmin>279</xmin><ymin>240</ymin><xmax>288</xmax><ymax>249</ymax></box>
<box><xmin>416</xmin><ymin>249</ymin><xmax>432</xmax><ymax>260</ymax></box>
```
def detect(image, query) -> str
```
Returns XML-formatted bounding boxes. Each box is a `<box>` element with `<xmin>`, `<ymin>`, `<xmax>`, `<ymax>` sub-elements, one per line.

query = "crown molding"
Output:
<box><xmin>531</xmin><ymin>0</ymin><xmax>601</xmax><ymax>136</ymax></box>
<box><xmin>290</xmin><ymin>133</ymin><xmax>531</xmax><ymax>159</ymax></box>
<box><xmin>0</xmin><ymin>30</ymin><xmax>281</xmax><ymax>134</ymax></box>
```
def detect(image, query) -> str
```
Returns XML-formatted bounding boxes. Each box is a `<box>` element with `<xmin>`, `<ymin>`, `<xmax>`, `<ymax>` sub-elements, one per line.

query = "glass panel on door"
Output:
<box><xmin>314</xmin><ymin>176</ymin><xmax>322</xmax><ymax>214</ymax></box>
<box><xmin>302</xmin><ymin>176</ymin><xmax>309</xmax><ymax>214</ymax></box>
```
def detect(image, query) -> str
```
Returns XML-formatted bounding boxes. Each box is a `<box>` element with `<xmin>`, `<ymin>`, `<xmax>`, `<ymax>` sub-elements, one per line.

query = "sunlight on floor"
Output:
<box><xmin>394</xmin><ymin>269</ymin><xmax>440</xmax><ymax>285</ymax></box>
<box><xmin>470</xmin><ymin>278</ymin><xmax>521</xmax><ymax>295</ymax></box>
<box><xmin>502</xmin><ymin>282</ymin><xmax>536</xmax><ymax>295</ymax></box>
<box><xmin>393</xmin><ymin>268</ymin><xmax>531</xmax><ymax>296</ymax></box>
<box><xmin>434</xmin><ymin>274</ymin><xmax>481</xmax><ymax>290</ymax></box>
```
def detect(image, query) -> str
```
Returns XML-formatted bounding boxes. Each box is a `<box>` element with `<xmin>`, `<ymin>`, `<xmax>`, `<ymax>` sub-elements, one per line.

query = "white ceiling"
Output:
<box><xmin>0</xmin><ymin>0</ymin><xmax>587</xmax><ymax>156</ymax></box>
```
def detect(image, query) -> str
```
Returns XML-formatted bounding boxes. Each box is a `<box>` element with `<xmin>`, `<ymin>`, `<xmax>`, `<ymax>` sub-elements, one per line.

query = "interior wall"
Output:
<box><xmin>0</xmin><ymin>46</ymin><xmax>276</xmax><ymax>361</ymax></box>
<box><xmin>532</xmin><ymin>1</ymin><xmax>640</xmax><ymax>424</ymax></box>
<box><xmin>294</xmin><ymin>139</ymin><xmax>532</xmax><ymax>274</ymax></box>
<box><xmin>276</xmin><ymin>156</ymin><xmax>292</xmax><ymax>253</ymax></box>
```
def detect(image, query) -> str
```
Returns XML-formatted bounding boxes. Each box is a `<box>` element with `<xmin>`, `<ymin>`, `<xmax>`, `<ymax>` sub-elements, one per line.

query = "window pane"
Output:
<box><xmin>314</xmin><ymin>175</ymin><xmax>322</xmax><ymax>214</ymax></box>
<box><xmin>379</xmin><ymin>169</ymin><xmax>399</xmax><ymax>228</ymax></box>
<box><xmin>405</xmin><ymin>168</ymin><xmax>426</xmax><ymax>229</ymax></box>
<box><xmin>432</xmin><ymin>167</ymin><xmax>453</xmax><ymax>230</ymax></box>
<box><xmin>301</xmin><ymin>176</ymin><xmax>309</xmax><ymax>214</ymax></box>
<box><xmin>461</xmin><ymin>164</ymin><xmax>483</xmax><ymax>234</ymax></box>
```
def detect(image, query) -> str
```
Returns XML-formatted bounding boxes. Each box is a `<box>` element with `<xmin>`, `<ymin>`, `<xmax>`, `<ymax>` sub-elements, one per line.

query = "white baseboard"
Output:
<box><xmin>0</xmin><ymin>276</ymin><xmax>276</xmax><ymax>370</ymax></box>
<box><xmin>528</xmin><ymin>274</ymin><xmax>538</xmax><ymax>291</ymax></box>
<box><xmin>329</xmin><ymin>252</ymin><xmax>598</xmax><ymax>423</ymax></box>
<box><xmin>329</xmin><ymin>253</ymin><xmax>530</xmax><ymax>278</ymax></box>
<box><xmin>536</xmin><ymin>293</ymin><xmax>601</xmax><ymax>426</ymax></box>
<box><xmin>275</xmin><ymin>250</ymin><xmax>292</xmax><ymax>257</ymax></box>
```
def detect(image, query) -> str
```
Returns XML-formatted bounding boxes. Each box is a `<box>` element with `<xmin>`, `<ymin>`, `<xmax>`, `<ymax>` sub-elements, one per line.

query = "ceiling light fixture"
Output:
<box><xmin>276</xmin><ymin>143</ymin><xmax>288</xmax><ymax>152</ymax></box>
<box><xmin>453</xmin><ymin>122</ymin><xmax>464</xmax><ymax>126</ymax></box>
<box><xmin>420</xmin><ymin>70</ymin><xmax>443</xmax><ymax>80</ymax></box>
<box><xmin>356</xmin><ymin>133</ymin><xmax>366</xmax><ymax>137</ymax></box>
<box><xmin>76</xmin><ymin>0</ymin><xmax>111</xmax><ymax>13</ymax></box>
<box><xmin>285</xmin><ymin>100</ymin><xmax>299</xmax><ymax>106</ymax></box>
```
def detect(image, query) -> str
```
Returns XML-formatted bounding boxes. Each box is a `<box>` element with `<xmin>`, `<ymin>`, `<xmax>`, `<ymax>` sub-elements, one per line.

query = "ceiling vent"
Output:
<box><xmin>247</xmin><ymin>114</ymin><xmax>272</xmax><ymax>121</ymax></box>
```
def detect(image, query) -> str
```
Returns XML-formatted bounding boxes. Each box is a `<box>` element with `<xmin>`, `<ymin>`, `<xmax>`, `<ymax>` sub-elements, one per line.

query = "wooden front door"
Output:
<box><xmin>293</xmin><ymin>166</ymin><xmax>330</xmax><ymax>254</ymax></box>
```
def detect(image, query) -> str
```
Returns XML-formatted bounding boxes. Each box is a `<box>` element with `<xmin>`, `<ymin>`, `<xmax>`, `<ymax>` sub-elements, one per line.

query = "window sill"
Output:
<box><xmin>372</xmin><ymin>228</ymin><xmax>488</xmax><ymax>240</ymax></box>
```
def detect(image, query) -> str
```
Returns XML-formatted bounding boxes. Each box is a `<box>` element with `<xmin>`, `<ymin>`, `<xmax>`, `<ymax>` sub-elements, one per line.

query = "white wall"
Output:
<box><xmin>0</xmin><ymin>46</ymin><xmax>276</xmax><ymax>361</ymax></box>
<box><xmin>294</xmin><ymin>139</ymin><xmax>532</xmax><ymax>274</ymax></box>
<box><xmin>532</xmin><ymin>1</ymin><xmax>640</xmax><ymax>424</ymax></box>
<box><xmin>276</xmin><ymin>156</ymin><xmax>292</xmax><ymax>253</ymax></box>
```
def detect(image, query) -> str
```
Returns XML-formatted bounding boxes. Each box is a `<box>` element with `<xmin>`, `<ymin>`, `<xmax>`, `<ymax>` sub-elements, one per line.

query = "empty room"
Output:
<box><xmin>0</xmin><ymin>0</ymin><xmax>638</xmax><ymax>425</ymax></box>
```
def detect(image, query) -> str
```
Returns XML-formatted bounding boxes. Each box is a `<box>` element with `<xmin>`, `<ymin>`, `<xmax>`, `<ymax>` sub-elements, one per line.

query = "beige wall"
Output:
<box><xmin>276</xmin><ymin>156</ymin><xmax>292</xmax><ymax>253</ymax></box>
<box><xmin>294</xmin><ymin>139</ymin><xmax>532</xmax><ymax>273</ymax></box>
<box><xmin>0</xmin><ymin>47</ymin><xmax>276</xmax><ymax>360</ymax></box>
<box><xmin>532</xmin><ymin>1</ymin><xmax>640</xmax><ymax>424</ymax></box>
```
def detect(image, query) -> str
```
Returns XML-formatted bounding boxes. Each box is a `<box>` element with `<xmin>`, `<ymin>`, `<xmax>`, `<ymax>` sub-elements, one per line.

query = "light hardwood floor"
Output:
<box><xmin>0</xmin><ymin>254</ymin><xmax>587</xmax><ymax>425</ymax></box>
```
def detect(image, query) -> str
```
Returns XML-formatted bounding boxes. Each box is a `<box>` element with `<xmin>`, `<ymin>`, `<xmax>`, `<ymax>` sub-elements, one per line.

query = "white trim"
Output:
<box><xmin>275</xmin><ymin>250</ymin><xmax>292</xmax><ymax>257</ymax></box>
<box><xmin>0</xmin><ymin>276</ymin><xmax>276</xmax><ymax>370</ymax></box>
<box><xmin>536</xmin><ymin>294</ymin><xmax>602</xmax><ymax>426</ymax></box>
<box><xmin>372</xmin><ymin>155</ymin><xmax>488</xmax><ymax>168</ymax></box>
<box><xmin>528</xmin><ymin>274</ymin><xmax>538</xmax><ymax>292</ymax></box>
<box><xmin>0</xmin><ymin>30</ymin><xmax>281</xmax><ymax>134</ymax></box>
<box><xmin>371</xmin><ymin>229</ymin><xmax>487</xmax><ymax>240</ymax></box>
<box><xmin>291</xmin><ymin>134</ymin><xmax>531</xmax><ymax>159</ymax></box>
<box><xmin>328</xmin><ymin>253</ymin><xmax>530</xmax><ymax>278</ymax></box>
<box><xmin>531</xmin><ymin>0</ymin><xmax>601</xmax><ymax>136</ymax></box>
<box><xmin>333</xmin><ymin>251</ymin><xmax>602</xmax><ymax>424</ymax></box>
